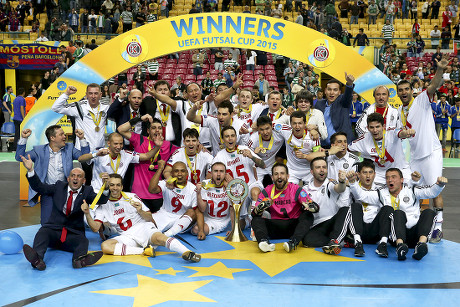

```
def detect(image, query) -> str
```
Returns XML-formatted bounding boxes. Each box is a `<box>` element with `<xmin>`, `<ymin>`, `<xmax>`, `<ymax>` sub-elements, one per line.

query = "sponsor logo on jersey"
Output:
<box><xmin>300</xmin><ymin>190</ymin><xmax>307</xmax><ymax>197</ymax></box>
<box><xmin>114</xmin><ymin>203</ymin><xmax>119</xmax><ymax>207</ymax></box>
<box><xmin>403</xmin><ymin>196</ymin><xmax>410</xmax><ymax>203</ymax></box>
<box><xmin>343</xmin><ymin>163</ymin><xmax>349</xmax><ymax>169</ymax></box>
<box><xmin>114</xmin><ymin>208</ymin><xmax>125</xmax><ymax>215</ymax></box>
<box><xmin>274</xmin><ymin>123</ymin><xmax>282</xmax><ymax>132</ymax></box>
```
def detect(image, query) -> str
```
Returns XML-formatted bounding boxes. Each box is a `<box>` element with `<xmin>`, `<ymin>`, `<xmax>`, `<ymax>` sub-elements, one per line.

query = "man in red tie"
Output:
<box><xmin>20</xmin><ymin>155</ymin><xmax>108</xmax><ymax>271</ymax></box>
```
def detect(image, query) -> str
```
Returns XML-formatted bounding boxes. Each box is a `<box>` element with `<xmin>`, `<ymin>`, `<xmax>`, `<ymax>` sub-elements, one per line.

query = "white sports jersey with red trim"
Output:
<box><xmin>247</xmin><ymin>131</ymin><xmax>284</xmax><ymax>170</ymax></box>
<box><xmin>397</xmin><ymin>90</ymin><xmax>441</xmax><ymax>160</ymax></box>
<box><xmin>236</xmin><ymin>103</ymin><xmax>268</xmax><ymax>127</ymax></box>
<box><xmin>158</xmin><ymin>180</ymin><xmax>197</xmax><ymax>215</ymax></box>
<box><xmin>200</xmin><ymin>179</ymin><xmax>231</xmax><ymax>221</ymax></box>
<box><xmin>211</xmin><ymin>145</ymin><xmax>259</xmax><ymax>185</ymax></box>
<box><xmin>167</xmin><ymin>148</ymin><xmax>213</xmax><ymax>185</ymax></box>
<box><xmin>275</xmin><ymin>123</ymin><xmax>320</xmax><ymax>174</ymax></box>
<box><xmin>348</xmin><ymin>128</ymin><xmax>410</xmax><ymax>183</ymax></box>
<box><xmin>201</xmin><ymin>115</ymin><xmax>245</xmax><ymax>155</ymax></box>
<box><xmin>93</xmin><ymin>192</ymin><xmax>150</xmax><ymax>234</ymax></box>
<box><xmin>90</xmin><ymin>150</ymin><xmax>140</xmax><ymax>190</ymax></box>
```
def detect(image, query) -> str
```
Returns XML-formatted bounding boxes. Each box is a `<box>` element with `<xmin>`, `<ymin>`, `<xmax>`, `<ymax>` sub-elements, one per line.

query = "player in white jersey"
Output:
<box><xmin>348</xmin><ymin>168</ymin><xmax>447</xmax><ymax>261</ymax></box>
<box><xmin>192</xmin><ymin>162</ymin><xmax>232</xmax><ymax>239</ymax></box>
<box><xmin>302</xmin><ymin>157</ymin><xmax>349</xmax><ymax>255</ymax></box>
<box><xmin>356</xmin><ymin>85</ymin><xmax>401</xmax><ymax>136</ymax></box>
<box><xmin>149</xmin><ymin>161</ymin><xmax>198</xmax><ymax>237</ymax></box>
<box><xmin>187</xmin><ymin>100</ymin><xmax>245</xmax><ymax>155</ymax></box>
<box><xmin>275</xmin><ymin>111</ymin><xmax>335</xmax><ymax>185</ymax></box>
<box><xmin>52</xmin><ymin>84</ymin><xmax>110</xmax><ymax>183</ymax></box>
<box><xmin>82</xmin><ymin>174</ymin><xmax>201</xmax><ymax>262</ymax></box>
<box><xmin>247</xmin><ymin>116</ymin><xmax>285</xmax><ymax>187</ymax></box>
<box><xmin>164</xmin><ymin>128</ymin><xmax>213</xmax><ymax>185</ymax></box>
<box><xmin>396</xmin><ymin>54</ymin><xmax>449</xmax><ymax>242</ymax></box>
<box><xmin>78</xmin><ymin>133</ymin><xmax>159</xmax><ymax>190</ymax></box>
<box><xmin>348</xmin><ymin>113</ymin><xmax>415</xmax><ymax>185</ymax></box>
<box><xmin>346</xmin><ymin>160</ymin><xmax>394</xmax><ymax>257</ymax></box>
<box><xmin>276</xmin><ymin>90</ymin><xmax>328</xmax><ymax>140</ymax></box>
<box><xmin>212</xmin><ymin>126</ymin><xmax>265</xmax><ymax>220</ymax></box>
<box><xmin>327</xmin><ymin>132</ymin><xmax>360</xmax><ymax>181</ymax></box>
<box><xmin>234</xmin><ymin>89</ymin><xmax>268</xmax><ymax>128</ymax></box>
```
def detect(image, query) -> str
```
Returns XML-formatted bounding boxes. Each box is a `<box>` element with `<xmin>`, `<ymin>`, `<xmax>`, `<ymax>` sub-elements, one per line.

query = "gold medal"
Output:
<box><xmin>219</xmin><ymin>144</ymin><xmax>225</xmax><ymax>149</ymax></box>
<box><xmin>161</xmin><ymin>121</ymin><xmax>167</xmax><ymax>127</ymax></box>
<box><xmin>379</xmin><ymin>158</ymin><xmax>386</xmax><ymax>165</ymax></box>
<box><xmin>260</xmin><ymin>148</ymin><xmax>267</xmax><ymax>154</ymax></box>
<box><xmin>95</xmin><ymin>126</ymin><xmax>100</xmax><ymax>132</ymax></box>
<box><xmin>192</xmin><ymin>172</ymin><xmax>198</xmax><ymax>181</ymax></box>
<box><xmin>236</xmin><ymin>149</ymin><xmax>243</xmax><ymax>155</ymax></box>
<box><xmin>149</xmin><ymin>164</ymin><xmax>155</xmax><ymax>171</ymax></box>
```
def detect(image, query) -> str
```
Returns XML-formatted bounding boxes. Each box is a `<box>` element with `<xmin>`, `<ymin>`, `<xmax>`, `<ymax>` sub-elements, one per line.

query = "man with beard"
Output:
<box><xmin>356</xmin><ymin>85</ymin><xmax>401</xmax><ymax>136</ymax></box>
<box><xmin>192</xmin><ymin>162</ymin><xmax>232</xmax><ymax>240</ymax></box>
<box><xmin>251</xmin><ymin>163</ymin><xmax>318</xmax><ymax>253</ymax></box>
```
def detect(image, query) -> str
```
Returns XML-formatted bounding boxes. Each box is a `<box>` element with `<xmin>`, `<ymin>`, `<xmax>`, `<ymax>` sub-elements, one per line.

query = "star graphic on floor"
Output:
<box><xmin>91</xmin><ymin>274</ymin><xmax>216</xmax><ymax>306</ymax></box>
<box><xmin>201</xmin><ymin>236</ymin><xmax>362</xmax><ymax>277</ymax></box>
<box><xmin>153</xmin><ymin>267</ymin><xmax>184</xmax><ymax>276</ymax></box>
<box><xmin>95</xmin><ymin>251</ymin><xmax>175</xmax><ymax>268</ymax></box>
<box><xmin>184</xmin><ymin>261</ymin><xmax>251</xmax><ymax>279</ymax></box>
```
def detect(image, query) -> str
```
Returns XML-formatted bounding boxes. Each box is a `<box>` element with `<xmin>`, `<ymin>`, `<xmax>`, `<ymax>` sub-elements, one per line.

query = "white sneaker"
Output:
<box><xmin>258</xmin><ymin>240</ymin><xmax>275</xmax><ymax>252</ymax></box>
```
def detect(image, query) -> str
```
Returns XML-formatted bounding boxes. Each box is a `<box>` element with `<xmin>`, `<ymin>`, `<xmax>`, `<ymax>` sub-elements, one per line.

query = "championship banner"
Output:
<box><xmin>0</xmin><ymin>42</ymin><xmax>61</xmax><ymax>69</ymax></box>
<box><xmin>20</xmin><ymin>13</ymin><xmax>401</xmax><ymax>199</ymax></box>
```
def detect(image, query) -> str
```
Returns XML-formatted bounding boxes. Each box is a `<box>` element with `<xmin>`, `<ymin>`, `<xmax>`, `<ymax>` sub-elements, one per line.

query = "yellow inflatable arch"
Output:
<box><xmin>20</xmin><ymin>13</ymin><xmax>399</xmax><ymax>199</ymax></box>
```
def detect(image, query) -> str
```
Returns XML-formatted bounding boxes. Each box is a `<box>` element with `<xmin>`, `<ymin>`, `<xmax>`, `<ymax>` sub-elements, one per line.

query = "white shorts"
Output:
<box><xmin>256</xmin><ymin>167</ymin><xmax>272</xmax><ymax>185</ymax></box>
<box><xmin>288</xmin><ymin>168</ymin><xmax>312</xmax><ymax>185</ymax></box>
<box><xmin>204</xmin><ymin>216</ymin><xmax>231</xmax><ymax>235</ymax></box>
<box><xmin>411</xmin><ymin>148</ymin><xmax>443</xmax><ymax>186</ymax></box>
<box><xmin>152</xmin><ymin>209</ymin><xmax>183</xmax><ymax>232</ymax></box>
<box><xmin>114</xmin><ymin>222</ymin><xmax>160</xmax><ymax>248</ymax></box>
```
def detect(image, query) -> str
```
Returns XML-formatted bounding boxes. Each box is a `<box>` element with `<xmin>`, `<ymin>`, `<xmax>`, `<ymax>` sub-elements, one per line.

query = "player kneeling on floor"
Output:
<box><xmin>251</xmin><ymin>163</ymin><xmax>319</xmax><ymax>253</ymax></box>
<box><xmin>192</xmin><ymin>162</ymin><xmax>232</xmax><ymax>240</ymax></box>
<box><xmin>83</xmin><ymin>174</ymin><xmax>200</xmax><ymax>263</ymax></box>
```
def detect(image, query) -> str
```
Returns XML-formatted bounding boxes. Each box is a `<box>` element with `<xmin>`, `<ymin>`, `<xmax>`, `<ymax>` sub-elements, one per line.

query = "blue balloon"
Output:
<box><xmin>0</xmin><ymin>230</ymin><xmax>24</xmax><ymax>255</ymax></box>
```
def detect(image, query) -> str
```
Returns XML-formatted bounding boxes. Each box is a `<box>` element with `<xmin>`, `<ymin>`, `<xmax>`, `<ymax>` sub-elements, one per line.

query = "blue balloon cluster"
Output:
<box><xmin>0</xmin><ymin>230</ymin><xmax>24</xmax><ymax>254</ymax></box>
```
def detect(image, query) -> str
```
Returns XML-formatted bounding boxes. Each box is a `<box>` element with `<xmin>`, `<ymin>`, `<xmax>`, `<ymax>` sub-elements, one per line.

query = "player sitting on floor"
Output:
<box><xmin>83</xmin><ymin>174</ymin><xmax>200</xmax><ymax>262</ymax></box>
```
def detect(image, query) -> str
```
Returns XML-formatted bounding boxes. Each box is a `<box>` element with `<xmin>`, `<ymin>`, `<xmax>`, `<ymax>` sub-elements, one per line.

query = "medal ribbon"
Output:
<box><xmin>270</xmin><ymin>185</ymin><xmax>287</xmax><ymax>201</ymax></box>
<box><xmin>390</xmin><ymin>194</ymin><xmax>400</xmax><ymax>210</ymax></box>
<box><xmin>358</xmin><ymin>182</ymin><xmax>369</xmax><ymax>211</ymax></box>
<box><xmin>148</xmin><ymin>140</ymin><xmax>160</xmax><ymax>166</ymax></box>
<box><xmin>110</xmin><ymin>154</ymin><xmax>121</xmax><ymax>173</ymax></box>
<box><xmin>185</xmin><ymin>153</ymin><xmax>198</xmax><ymax>181</ymax></box>
<box><xmin>259</xmin><ymin>134</ymin><xmax>274</xmax><ymax>152</ymax></box>
<box><xmin>400</xmin><ymin>98</ymin><xmax>414</xmax><ymax>127</ymax></box>
<box><xmin>166</xmin><ymin>176</ymin><xmax>185</xmax><ymax>189</ymax></box>
<box><xmin>238</xmin><ymin>104</ymin><xmax>252</xmax><ymax>118</ymax></box>
<box><xmin>190</xmin><ymin>101</ymin><xmax>202</xmax><ymax>132</ymax></box>
<box><xmin>202</xmin><ymin>180</ymin><xmax>223</xmax><ymax>190</ymax></box>
<box><xmin>372</xmin><ymin>130</ymin><xmax>386</xmax><ymax>160</ymax></box>
<box><xmin>89</xmin><ymin>105</ymin><xmax>102</xmax><ymax>130</ymax></box>
<box><xmin>287</xmin><ymin>130</ymin><xmax>306</xmax><ymax>150</ymax></box>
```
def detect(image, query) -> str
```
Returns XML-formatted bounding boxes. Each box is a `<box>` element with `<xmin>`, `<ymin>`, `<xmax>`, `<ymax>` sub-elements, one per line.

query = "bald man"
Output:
<box><xmin>21</xmin><ymin>155</ymin><xmax>108</xmax><ymax>270</ymax></box>
<box><xmin>149</xmin><ymin>160</ymin><xmax>198</xmax><ymax>237</ymax></box>
<box><xmin>107</xmin><ymin>88</ymin><xmax>144</xmax><ymax>138</ymax></box>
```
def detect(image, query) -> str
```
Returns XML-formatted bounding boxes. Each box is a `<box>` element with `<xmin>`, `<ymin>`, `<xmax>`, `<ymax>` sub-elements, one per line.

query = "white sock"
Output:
<box><xmin>251</xmin><ymin>200</ymin><xmax>257</xmax><ymax>211</ymax></box>
<box><xmin>165</xmin><ymin>237</ymin><xmax>188</xmax><ymax>255</ymax></box>
<box><xmin>164</xmin><ymin>215</ymin><xmax>193</xmax><ymax>237</ymax></box>
<box><xmin>380</xmin><ymin>237</ymin><xmax>388</xmax><ymax>244</ymax></box>
<box><xmin>113</xmin><ymin>243</ymin><xmax>144</xmax><ymax>256</ymax></box>
<box><xmin>435</xmin><ymin>210</ymin><xmax>443</xmax><ymax>230</ymax></box>
<box><xmin>354</xmin><ymin>234</ymin><xmax>362</xmax><ymax>244</ymax></box>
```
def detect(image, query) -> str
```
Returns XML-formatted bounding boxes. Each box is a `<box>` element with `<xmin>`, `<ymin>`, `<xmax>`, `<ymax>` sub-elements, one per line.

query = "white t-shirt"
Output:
<box><xmin>89</xmin><ymin>150</ymin><xmax>139</xmax><ymax>190</ymax></box>
<box><xmin>397</xmin><ymin>90</ymin><xmax>441</xmax><ymax>160</ymax></box>
<box><xmin>200</xmin><ymin>179</ymin><xmax>231</xmax><ymax>221</ymax></box>
<box><xmin>158</xmin><ymin>180</ymin><xmax>197</xmax><ymax>215</ymax></box>
<box><xmin>167</xmin><ymin>147</ymin><xmax>213</xmax><ymax>185</ymax></box>
<box><xmin>212</xmin><ymin>145</ymin><xmax>259</xmax><ymax>185</ymax></box>
<box><xmin>247</xmin><ymin>130</ymin><xmax>284</xmax><ymax>170</ymax></box>
<box><xmin>94</xmin><ymin>192</ymin><xmax>150</xmax><ymax>233</ymax></box>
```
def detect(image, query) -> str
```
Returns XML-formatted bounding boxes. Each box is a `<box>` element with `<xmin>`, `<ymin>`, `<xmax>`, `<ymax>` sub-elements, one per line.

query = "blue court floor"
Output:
<box><xmin>1</xmin><ymin>225</ymin><xmax>459</xmax><ymax>307</ymax></box>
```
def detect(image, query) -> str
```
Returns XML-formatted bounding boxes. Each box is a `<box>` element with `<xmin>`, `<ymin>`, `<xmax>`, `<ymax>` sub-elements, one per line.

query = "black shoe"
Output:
<box><xmin>354</xmin><ymin>241</ymin><xmax>365</xmax><ymax>257</ymax></box>
<box><xmin>283</xmin><ymin>239</ymin><xmax>298</xmax><ymax>253</ymax></box>
<box><xmin>322</xmin><ymin>239</ymin><xmax>342</xmax><ymax>255</ymax></box>
<box><xmin>182</xmin><ymin>251</ymin><xmax>201</xmax><ymax>262</ymax></box>
<box><xmin>396</xmin><ymin>243</ymin><xmax>409</xmax><ymax>261</ymax></box>
<box><xmin>375</xmin><ymin>242</ymin><xmax>388</xmax><ymax>258</ymax></box>
<box><xmin>72</xmin><ymin>251</ymin><xmax>103</xmax><ymax>268</ymax></box>
<box><xmin>23</xmin><ymin>244</ymin><xmax>46</xmax><ymax>271</ymax></box>
<box><xmin>412</xmin><ymin>242</ymin><xmax>428</xmax><ymax>260</ymax></box>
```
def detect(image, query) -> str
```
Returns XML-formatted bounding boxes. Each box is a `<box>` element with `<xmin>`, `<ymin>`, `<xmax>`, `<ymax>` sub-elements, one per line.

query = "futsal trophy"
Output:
<box><xmin>225</xmin><ymin>179</ymin><xmax>249</xmax><ymax>242</ymax></box>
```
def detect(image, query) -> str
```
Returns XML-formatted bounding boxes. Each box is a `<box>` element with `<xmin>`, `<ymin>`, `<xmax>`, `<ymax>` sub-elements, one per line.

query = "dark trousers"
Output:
<box><xmin>349</xmin><ymin>203</ymin><xmax>394</xmax><ymax>244</ymax></box>
<box><xmin>302</xmin><ymin>206</ymin><xmax>350</xmax><ymax>247</ymax></box>
<box><xmin>392</xmin><ymin>209</ymin><xmax>436</xmax><ymax>248</ymax></box>
<box><xmin>141</xmin><ymin>198</ymin><xmax>163</xmax><ymax>213</ymax></box>
<box><xmin>33</xmin><ymin>227</ymin><xmax>88</xmax><ymax>261</ymax></box>
<box><xmin>251</xmin><ymin>210</ymin><xmax>314</xmax><ymax>243</ymax></box>
<box><xmin>80</xmin><ymin>160</ymin><xmax>93</xmax><ymax>185</ymax></box>
<box><xmin>13</xmin><ymin>119</ymin><xmax>21</xmax><ymax>151</ymax></box>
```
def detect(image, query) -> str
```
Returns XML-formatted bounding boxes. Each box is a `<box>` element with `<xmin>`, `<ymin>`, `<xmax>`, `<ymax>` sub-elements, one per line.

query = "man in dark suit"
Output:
<box><xmin>107</xmin><ymin>88</ymin><xmax>143</xmax><ymax>137</ymax></box>
<box><xmin>15</xmin><ymin>125</ymin><xmax>90</xmax><ymax>224</ymax></box>
<box><xmin>315</xmin><ymin>73</ymin><xmax>356</xmax><ymax>147</ymax></box>
<box><xmin>20</xmin><ymin>155</ymin><xmax>106</xmax><ymax>271</ymax></box>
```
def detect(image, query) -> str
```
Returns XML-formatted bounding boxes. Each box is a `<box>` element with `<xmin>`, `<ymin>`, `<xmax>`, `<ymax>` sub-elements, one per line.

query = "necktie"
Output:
<box><xmin>61</xmin><ymin>190</ymin><xmax>75</xmax><ymax>243</ymax></box>
<box><xmin>132</xmin><ymin>111</ymin><xmax>137</xmax><ymax>118</ymax></box>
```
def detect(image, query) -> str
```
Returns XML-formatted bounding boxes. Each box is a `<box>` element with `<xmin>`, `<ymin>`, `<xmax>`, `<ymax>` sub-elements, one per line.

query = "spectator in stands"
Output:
<box><xmin>354</xmin><ymin>28</ymin><xmax>370</xmax><ymax>46</ymax></box>
<box><xmin>421</xmin><ymin>1</ymin><xmax>431</xmax><ymax>19</ymax></box>
<box><xmin>192</xmin><ymin>49</ymin><xmax>205</xmax><ymax>80</ymax></box>
<box><xmin>79</xmin><ymin>9</ymin><xmax>87</xmax><ymax>33</ymax></box>
<box><xmin>409</xmin><ymin>0</ymin><xmax>417</xmax><ymax>19</ymax></box>
<box><xmin>73</xmin><ymin>41</ymin><xmax>84</xmax><ymax>63</ymax></box>
<box><xmin>282</xmin><ymin>87</ymin><xmax>295</xmax><ymax>108</ymax></box>
<box><xmin>223</xmin><ymin>53</ymin><xmax>239</xmax><ymax>72</ymax></box>
<box><xmin>415</xmin><ymin>34</ymin><xmax>425</xmax><ymax>57</ymax></box>
<box><xmin>121</xmin><ymin>6</ymin><xmax>133</xmax><ymax>32</ymax></box>
<box><xmin>147</xmin><ymin>59</ymin><xmax>159</xmax><ymax>80</ymax></box>
<box><xmin>284</xmin><ymin>62</ymin><xmax>296</xmax><ymax>92</ymax></box>
<box><xmin>8</xmin><ymin>12</ymin><xmax>21</xmax><ymax>38</ymax></box>
<box><xmin>223</xmin><ymin>66</ymin><xmax>236</xmax><ymax>87</ymax></box>
<box><xmin>133</xmin><ymin>65</ymin><xmax>146</xmax><ymax>94</ymax></box>
<box><xmin>54</xmin><ymin>56</ymin><xmax>68</xmax><ymax>75</ymax></box>
<box><xmin>447</xmin><ymin>1</ymin><xmax>458</xmax><ymax>22</ymax></box>
<box><xmin>254</xmin><ymin>73</ymin><xmax>270</xmax><ymax>97</ymax></box>
<box><xmin>68</xmin><ymin>8</ymin><xmax>79</xmax><ymax>33</ymax></box>
<box><xmin>213</xmin><ymin>72</ymin><xmax>226</xmax><ymax>88</ymax></box>
<box><xmin>245</xmin><ymin>49</ymin><xmax>257</xmax><ymax>74</ymax></box>
<box><xmin>161</xmin><ymin>0</ymin><xmax>170</xmax><ymax>17</ymax></box>
<box><xmin>25</xmin><ymin>88</ymin><xmax>36</xmax><ymax>116</ymax></box>
<box><xmin>170</xmin><ymin>76</ymin><xmax>186</xmax><ymax>97</ymax></box>
<box><xmin>338</xmin><ymin>0</ymin><xmax>349</xmax><ymax>19</ymax></box>
<box><xmin>12</xmin><ymin>88</ymin><xmax>25</xmax><ymax>151</ymax></box>
<box><xmin>147</xmin><ymin>4</ymin><xmax>158</xmax><ymax>22</ymax></box>
<box><xmin>451</xmin><ymin>65</ymin><xmax>459</xmax><ymax>85</ymax></box>
<box><xmin>381</xmin><ymin>19</ymin><xmax>395</xmax><ymax>43</ymax></box>
<box><xmin>442</xmin><ymin>7</ymin><xmax>453</xmax><ymax>29</ymax></box>
<box><xmin>367</xmin><ymin>0</ymin><xmax>379</xmax><ymax>24</ymax></box>
<box><xmin>430</xmin><ymin>25</ymin><xmax>442</xmax><ymax>49</ymax></box>
<box><xmin>431</xmin><ymin>0</ymin><xmax>441</xmax><ymax>19</ymax></box>
<box><xmin>88</xmin><ymin>38</ymin><xmax>98</xmax><ymax>50</ymax></box>
<box><xmin>295</xmin><ymin>10</ymin><xmax>303</xmax><ymax>25</ymax></box>
<box><xmin>412</xmin><ymin>18</ymin><xmax>420</xmax><ymax>37</ymax></box>
<box><xmin>201</xmin><ymin>71</ymin><xmax>213</xmax><ymax>96</ymax></box>
<box><xmin>324</xmin><ymin>1</ymin><xmax>337</xmax><ymax>28</ymax></box>
<box><xmin>88</xmin><ymin>9</ymin><xmax>97</xmax><ymax>33</ymax></box>
<box><xmin>386</xmin><ymin>0</ymin><xmax>396</xmax><ymax>23</ymax></box>
<box><xmin>213</xmin><ymin>48</ymin><xmax>224</xmax><ymax>71</ymax></box>
<box><xmin>349</xmin><ymin>1</ymin><xmax>359</xmax><ymax>25</ymax></box>
<box><xmin>441</xmin><ymin>27</ymin><xmax>452</xmax><ymax>49</ymax></box>
<box><xmin>135</xmin><ymin>6</ymin><xmax>146</xmax><ymax>28</ymax></box>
